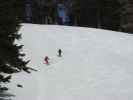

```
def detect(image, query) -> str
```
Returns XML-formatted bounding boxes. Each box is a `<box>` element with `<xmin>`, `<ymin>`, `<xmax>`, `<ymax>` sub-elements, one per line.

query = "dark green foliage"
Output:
<box><xmin>69</xmin><ymin>0</ymin><xmax>133</xmax><ymax>33</ymax></box>
<box><xmin>0</xmin><ymin>0</ymin><xmax>30</xmax><ymax>85</ymax></box>
<box><xmin>69</xmin><ymin>0</ymin><xmax>121</xmax><ymax>30</ymax></box>
<box><xmin>98</xmin><ymin>0</ymin><xmax>121</xmax><ymax>30</ymax></box>
<box><xmin>24</xmin><ymin>0</ymin><xmax>56</xmax><ymax>24</ymax></box>
<box><xmin>119</xmin><ymin>0</ymin><xmax>133</xmax><ymax>33</ymax></box>
<box><xmin>0</xmin><ymin>75</ymin><xmax>11</xmax><ymax>83</ymax></box>
<box><xmin>22</xmin><ymin>0</ymin><xmax>133</xmax><ymax>32</ymax></box>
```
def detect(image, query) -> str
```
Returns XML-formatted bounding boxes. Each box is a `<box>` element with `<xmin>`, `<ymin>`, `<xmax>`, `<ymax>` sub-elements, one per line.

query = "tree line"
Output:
<box><xmin>23</xmin><ymin>0</ymin><xmax>133</xmax><ymax>33</ymax></box>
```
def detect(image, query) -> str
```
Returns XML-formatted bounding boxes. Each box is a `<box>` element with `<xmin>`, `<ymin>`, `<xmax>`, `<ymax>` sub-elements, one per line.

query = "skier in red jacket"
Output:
<box><xmin>44</xmin><ymin>56</ymin><xmax>49</xmax><ymax>64</ymax></box>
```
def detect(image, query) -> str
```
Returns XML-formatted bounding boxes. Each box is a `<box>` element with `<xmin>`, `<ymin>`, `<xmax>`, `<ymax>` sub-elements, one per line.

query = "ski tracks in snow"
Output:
<box><xmin>43</xmin><ymin>56</ymin><xmax>63</xmax><ymax>72</ymax></box>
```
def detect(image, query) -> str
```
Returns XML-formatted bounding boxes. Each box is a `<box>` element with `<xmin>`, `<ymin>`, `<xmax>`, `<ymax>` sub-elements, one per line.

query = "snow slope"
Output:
<box><xmin>8</xmin><ymin>24</ymin><xmax>133</xmax><ymax>100</ymax></box>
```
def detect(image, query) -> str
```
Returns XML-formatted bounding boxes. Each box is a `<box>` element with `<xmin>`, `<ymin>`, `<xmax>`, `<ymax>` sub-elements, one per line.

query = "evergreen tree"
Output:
<box><xmin>0</xmin><ymin>0</ymin><xmax>30</xmax><ymax>92</ymax></box>
<box><xmin>69</xmin><ymin>0</ymin><xmax>98</xmax><ymax>27</ymax></box>
<box><xmin>98</xmin><ymin>0</ymin><xmax>121</xmax><ymax>30</ymax></box>
<box><xmin>119</xmin><ymin>0</ymin><xmax>133</xmax><ymax>33</ymax></box>
<box><xmin>31</xmin><ymin>0</ymin><xmax>56</xmax><ymax>24</ymax></box>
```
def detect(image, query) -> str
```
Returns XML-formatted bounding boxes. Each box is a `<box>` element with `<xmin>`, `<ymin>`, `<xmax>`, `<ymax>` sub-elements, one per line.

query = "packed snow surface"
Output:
<box><xmin>8</xmin><ymin>24</ymin><xmax>133</xmax><ymax>100</ymax></box>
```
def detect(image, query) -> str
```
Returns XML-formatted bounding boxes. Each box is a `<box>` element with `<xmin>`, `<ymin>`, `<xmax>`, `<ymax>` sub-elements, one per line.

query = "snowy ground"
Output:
<box><xmin>7</xmin><ymin>24</ymin><xmax>133</xmax><ymax>100</ymax></box>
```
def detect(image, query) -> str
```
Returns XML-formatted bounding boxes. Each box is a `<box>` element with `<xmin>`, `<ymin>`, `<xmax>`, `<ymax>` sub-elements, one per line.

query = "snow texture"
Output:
<box><xmin>7</xmin><ymin>24</ymin><xmax>133</xmax><ymax>100</ymax></box>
